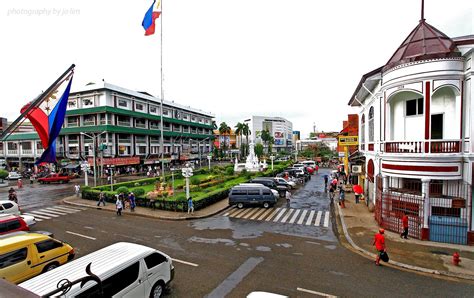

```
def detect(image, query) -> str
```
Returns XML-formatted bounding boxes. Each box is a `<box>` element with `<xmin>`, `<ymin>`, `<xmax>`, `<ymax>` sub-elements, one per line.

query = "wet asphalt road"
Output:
<box><xmin>21</xmin><ymin>169</ymin><xmax>474</xmax><ymax>297</ymax></box>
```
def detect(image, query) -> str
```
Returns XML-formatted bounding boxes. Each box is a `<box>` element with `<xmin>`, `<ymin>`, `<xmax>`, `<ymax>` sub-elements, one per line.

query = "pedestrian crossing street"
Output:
<box><xmin>22</xmin><ymin>205</ymin><xmax>85</xmax><ymax>222</ymax></box>
<box><xmin>223</xmin><ymin>207</ymin><xmax>331</xmax><ymax>228</ymax></box>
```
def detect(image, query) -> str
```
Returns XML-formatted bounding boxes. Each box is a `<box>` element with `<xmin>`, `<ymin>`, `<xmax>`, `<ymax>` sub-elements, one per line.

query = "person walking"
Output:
<box><xmin>323</xmin><ymin>175</ymin><xmax>329</xmax><ymax>189</ymax></box>
<box><xmin>115</xmin><ymin>196</ymin><xmax>123</xmax><ymax>216</ymax></box>
<box><xmin>187</xmin><ymin>197</ymin><xmax>194</xmax><ymax>214</ymax></box>
<box><xmin>328</xmin><ymin>184</ymin><xmax>335</xmax><ymax>202</ymax></box>
<box><xmin>129</xmin><ymin>192</ymin><xmax>136</xmax><ymax>212</ymax></box>
<box><xmin>285</xmin><ymin>190</ymin><xmax>291</xmax><ymax>207</ymax></box>
<box><xmin>373</xmin><ymin>228</ymin><xmax>386</xmax><ymax>266</ymax></box>
<box><xmin>74</xmin><ymin>184</ymin><xmax>81</xmax><ymax>198</ymax></box>
<box><xmin>8</xmin><ymin>188</ymin><xmax>18</xmax><ymax>204</ymax></box>
<box><xmin>97</xmin><ymin>191</ymin><xmax>106</xmax><ymax>207</ymax></box>
<box><xmin>401</xmin><ymin>212</ymin><xmax>409</xmax><ymax>239</ymax></box>
<box><xmin>338</xmin><ymin>185</ymin><xmax>346</xmax><ymax>208</ymax></box>
<box><xmin>17</xmin><ymin>179</ymin><xmax>23</xmax><ymax>189</ymax></box>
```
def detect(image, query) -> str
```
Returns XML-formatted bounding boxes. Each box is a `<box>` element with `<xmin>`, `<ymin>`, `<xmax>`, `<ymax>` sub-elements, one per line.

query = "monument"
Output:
<box><xmin>234</xmin><ymin>142</ymin><xmax>268</xmax><ymax>172</ymax></box>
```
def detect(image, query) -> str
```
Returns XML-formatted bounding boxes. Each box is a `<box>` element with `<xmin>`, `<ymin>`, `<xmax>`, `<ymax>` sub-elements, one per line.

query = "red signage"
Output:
<box><xmin>88</xmin><ymin>156</ymin><xmax>140</xmax><ymax>166</ymax></box>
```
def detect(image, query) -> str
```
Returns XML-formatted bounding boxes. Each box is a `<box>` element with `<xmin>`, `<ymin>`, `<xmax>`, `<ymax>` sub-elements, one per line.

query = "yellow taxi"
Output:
<box><xmin>0</xmin><ymin>232</ymin><xmax>75</xmax><ymax>284</ymax></box>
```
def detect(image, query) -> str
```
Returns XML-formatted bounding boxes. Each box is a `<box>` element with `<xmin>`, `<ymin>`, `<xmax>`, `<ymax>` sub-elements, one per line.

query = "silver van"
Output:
<box><xmin>19</xmin><ymin>242</ymin><xmax>174</xmax><ymax>297</ymax></box>
<box><xmin>229</xmin><ymin>185</ymin><xmax>277</xmax><ymax>209</ymax></box>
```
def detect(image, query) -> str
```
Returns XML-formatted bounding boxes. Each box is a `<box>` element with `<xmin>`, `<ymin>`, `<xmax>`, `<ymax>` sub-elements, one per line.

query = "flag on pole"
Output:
<box><xmin>26</xmin><ymin>76</ymin><xmax>73</xmax><ymax>165</ymax></box>
<box><xmin>142</xmin><ymin>0</ymin><xmax>161</xmax><ymax>36</ymax></box>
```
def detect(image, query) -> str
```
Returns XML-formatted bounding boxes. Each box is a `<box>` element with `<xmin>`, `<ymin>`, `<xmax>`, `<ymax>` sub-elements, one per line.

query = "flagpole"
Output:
<box><xmin>159</xmin><ymin>0</ymin><xmax>165</xmax><ymax>182</ymax></box>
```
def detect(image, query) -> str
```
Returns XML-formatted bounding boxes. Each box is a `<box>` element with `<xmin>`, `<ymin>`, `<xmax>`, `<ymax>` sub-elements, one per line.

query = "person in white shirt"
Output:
<box><xmin>74</xmin><ymin>184</ymin><xmax>80</xmax><ymax>197</ymax></box>
<box><xmin>116</xmin><ymin>196</ymin><xmax>123</xmax><ymax>216</ymax></box>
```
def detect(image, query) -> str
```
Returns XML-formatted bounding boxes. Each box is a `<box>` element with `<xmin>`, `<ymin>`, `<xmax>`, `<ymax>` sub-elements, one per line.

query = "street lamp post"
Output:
<box><xmin>181</xmin><ymin>163</ymin><xmax>193</xmax><ymax>200</ymax></box>
<box><xmin>197</xmin><ymin>137</ymin><xmax>210</xmax><ymax>169</ymax></box>
<box><xmin>81</xmin><ymin>131</ymin><xmax>106</xmax><ymax>187</ymax></box>
<box><xmin>207</xmin><ymin>155</ymin><xmax>211</xmax><ymax>170</ymax></box>
<box><xmin>270</xmin><ymin>155</ymin><xmax>275</xmax><ymax>170</ymax></box>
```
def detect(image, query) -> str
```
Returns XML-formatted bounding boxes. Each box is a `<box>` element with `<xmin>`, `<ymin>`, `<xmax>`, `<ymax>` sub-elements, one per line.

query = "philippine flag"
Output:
<box><xmin>21</xmin><ymin>76</ymin><xmax>73</xmax><ymax>165</ymax></box>
<box><xmin>142</xmin><ymin>0</ymin><xmax>161</xmax><ymax>36</ymax></box>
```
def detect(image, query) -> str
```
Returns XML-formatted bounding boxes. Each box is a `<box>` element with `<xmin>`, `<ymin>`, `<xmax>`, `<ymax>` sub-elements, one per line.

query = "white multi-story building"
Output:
<box><xmin>1</xmin><ymin>82</ymin><xmax>214</xmax><ymax>171</ymax></box>
<box><xmin>348</xmin><ymin>13</ymin><xmax>473</xmax><ymax>245</ymax></box>
<box><xmin>243</xmin><ymin>116</ymin><xmax>293</xmax><ymax>152</ymax></box>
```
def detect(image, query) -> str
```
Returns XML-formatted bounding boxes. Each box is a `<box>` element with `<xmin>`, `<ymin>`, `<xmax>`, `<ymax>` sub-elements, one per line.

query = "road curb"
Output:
<box><xmin>62</xmin><ymin>197</ymin><xmax>230</xmax><ymax>221</ymax></box>
<box><xmin>335</xmin><ymin>203</ymin><xmax>474</xmax><ymax>281</ymax></box>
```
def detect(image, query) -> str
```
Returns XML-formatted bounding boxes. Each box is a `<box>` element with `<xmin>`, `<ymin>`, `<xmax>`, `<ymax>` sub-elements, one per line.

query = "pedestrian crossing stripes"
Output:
<box><xmin>224</xmin><ymin>207</ymin><xmax>331</xmax><ymax>227</ymax></box>
<box><xmin>22</xmin><ymin>206</ymin><xmax>84</xmax><ymax>223</ymax></box>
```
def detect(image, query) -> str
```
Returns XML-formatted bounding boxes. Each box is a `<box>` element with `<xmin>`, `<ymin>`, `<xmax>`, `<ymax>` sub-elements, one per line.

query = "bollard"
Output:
<box><xmin>452</xmin><ymin>252</ymin><xmax>461</xmax><ymax>266</ymax></box>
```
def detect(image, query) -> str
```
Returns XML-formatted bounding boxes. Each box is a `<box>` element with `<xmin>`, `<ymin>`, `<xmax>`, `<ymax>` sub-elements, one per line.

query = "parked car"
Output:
<box><xmin>19</xmin><ymin>242</ymin><xmax>174</xmax><ymax>297</ymax></box>
<box><xmin>0</xmin><ymin>232</ymin><xmax>75</xmax><ymax>284</ymax></box>
<box><xmin>0</xmin><ymin>215</ymin><xmax>30</xmax><ymax>235</ymax></box>
<box><xmin>37</xmin><ymin>173</ymin><xmax>70</xmax><ymax>184</ymax></box>
<box><xmin>253</xmin><ymin>177</ymin><xmax>291</xmax><ymax>191</ymax></box>
<box><xmin>301</xmin><ymin>160</ymin><xmax>316</xmax><ymax>169</ymax></box>
<box><xmin>229</xmin><ymin>185</ymin><xmax>277</xmax><ymax>209</ymax></box>
<box><xmin>6</xmin><ymin>172</ymin><xmax>22</xmax><ymax>180</ymax></box>
<box><xmin>273</xmin><ymin>177</ymin><xmax>296</xmax><ymax>189</ymax></box>
<box><xmin>250</xmin><ymin>178</ymin><xmax>287</xmax><ymax>197</ymax></box>
<box><xmin>0</xmin><ymin>200</ymin><xmax>36</xmax><ymax>228</ymax></box>
<box><xmin>239</xmin><ymin>183</ymin><xmax>279</xmax><ymax>197</ymax></box>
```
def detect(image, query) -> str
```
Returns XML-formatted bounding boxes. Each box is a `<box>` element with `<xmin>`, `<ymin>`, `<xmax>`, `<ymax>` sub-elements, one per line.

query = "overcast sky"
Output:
<box><xmin>0</xmin><ymin>0</ymin><xmax>472</xmax><ymax>138</ymax></box>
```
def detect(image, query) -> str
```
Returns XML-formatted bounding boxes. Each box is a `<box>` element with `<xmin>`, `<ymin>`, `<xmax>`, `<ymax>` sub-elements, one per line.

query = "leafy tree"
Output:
<box><xmin>268</xmin><ymin>136</ymin><xmax>274</xmax><ymax>154</ymax></box>
<box><xmin>235</xmin><ymin>122</ymin><xmax>244</xmax><ymax>159</ymax></box>
<box><xmin>242</xmin><ymin>123</ymin><xmax>251</xmax><ymax>156</ymax></box>
<box><xmin>0</xmin><ymin>170</ymin><xmax>8</xmax><ymax>182</ymax></box>
<box><xmin>260</xmin><ymin>129</ymin><xmax>272</xmax><ymax>154</ymax></box>
<box><xmin>254</xmin><ymin>143</ymin><xmax>264</xmax><ymax>159</ymax></box>
<box><xmin>212</xmin><ymin>120</ymin><xmax>218</xmax><ymax>130</ymax></box>
<box><xmin>219</xmin><ymin>122</ymin><xmax>231</xmax><ymax>158</ymax></box>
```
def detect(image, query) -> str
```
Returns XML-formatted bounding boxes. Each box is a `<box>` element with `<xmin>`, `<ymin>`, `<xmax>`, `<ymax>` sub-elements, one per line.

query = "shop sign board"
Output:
<box><xmin>338</xmin><ymin>136</ymin><xmax>358</xmax><ymax>146</ymax></box>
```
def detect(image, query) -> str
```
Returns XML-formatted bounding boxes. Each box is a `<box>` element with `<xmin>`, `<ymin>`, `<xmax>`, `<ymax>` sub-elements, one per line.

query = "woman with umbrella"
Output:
<box><xmin>353</xmin><ymin>184</ymin><xmax>363</xmax><ymax>204</ymax></box>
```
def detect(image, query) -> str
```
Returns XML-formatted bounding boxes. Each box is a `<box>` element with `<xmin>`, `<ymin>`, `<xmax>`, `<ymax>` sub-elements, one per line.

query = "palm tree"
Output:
<box><xmin>219</xmin><ymin>122</ymin><xmax>231</xmax><ymax>158</ymax></box>
<box><xmin>260</xmin><ymin>129</ymin><xmax>271</xmax><ymax>154</ymax></box>
<box><xmin>242</xmin><ymin>123</ymin><xmax>251</xmax><ymax>156</ymax></box>
<box><xmin>235</xmin><ymin>122</ymin><xmax>244</xmax><ymax>159</ymax></box>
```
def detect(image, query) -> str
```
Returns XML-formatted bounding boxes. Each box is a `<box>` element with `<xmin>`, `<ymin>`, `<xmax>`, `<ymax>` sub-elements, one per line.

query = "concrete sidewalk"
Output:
<box><xmin>335</xmin><ymin>191</ymin><xmax>474</xmax><ymax>280</ymax></box>
<box><xmin>63</xmin><ymin>196</ymin><xmax>229</xmax><ymax>220</ymax></box>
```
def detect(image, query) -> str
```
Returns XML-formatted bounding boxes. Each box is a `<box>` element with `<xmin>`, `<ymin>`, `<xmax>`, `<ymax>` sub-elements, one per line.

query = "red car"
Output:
<box><xmin>0</xmin><ymin>214</ymin><xmax>29</xmax><ymax>235</ymax></box>
<box><xmin>306</xmin><ymin>166</ymin><xmax>315</xmax><ymax>174</ymax></box>
<box><xmin>37</xmin><ymin>173</ymin><xmax>70</xmax><ymax>184</ymax></box>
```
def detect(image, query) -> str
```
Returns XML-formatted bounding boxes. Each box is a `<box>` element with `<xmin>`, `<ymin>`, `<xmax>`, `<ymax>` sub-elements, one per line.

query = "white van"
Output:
<box><xmin>301</xmin><ymin>160</ymin><xmax>316</xmax><ymax>168</ymax></box>
<box><xmin>19</xmin><ymin>242</ymin><xmax>174</xmax><ymax>297</ymax></box>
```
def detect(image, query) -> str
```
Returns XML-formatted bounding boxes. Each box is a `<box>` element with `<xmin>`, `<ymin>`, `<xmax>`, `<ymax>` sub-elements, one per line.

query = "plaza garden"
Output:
<box><xmin>81</xmin><ymin>161</ymin><xmax>292</xmax><ymax>212</ymax></box>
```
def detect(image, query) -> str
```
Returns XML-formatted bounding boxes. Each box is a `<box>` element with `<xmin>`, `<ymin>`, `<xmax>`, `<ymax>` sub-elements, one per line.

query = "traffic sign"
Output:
<box><xmin>338</xmin><ymin>136</ymin><xmax>358</xmax><ymax>146</ymax></box>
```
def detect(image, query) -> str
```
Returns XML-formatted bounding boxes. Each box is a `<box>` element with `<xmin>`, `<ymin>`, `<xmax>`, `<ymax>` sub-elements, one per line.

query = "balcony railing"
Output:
<box><xmin>83</xmin><ymin>120</ymin><xmax>96</xmax><ymax>126</ymax></box>
<box><xmin>36</xmin><ymin>149</ymin><xmax>44</xmax><ymax>155</ymax></box>
<box><xmin>100</xmin><ymin>119</ymin><xmax>112</xmax><ymax>125</ymax></box>
<box><xmin>8</xmin><ymin>150</ymin><xmax>18</xmax><ymax>155</ymax></box>
<box><xmin>384</xmin><ymin>140</ymin><xmax>461</xmax><ymax>154</ymax></box>
<box><xmin>21</xmin><ymin>149</ymin><xmax>33</xmax><ymax>155</ymax></box>
<box><xmin>67</xmin><ymin>122</ymin><xmax>79</xmax><ymax>128</ymax></box>
<box><xmin>0</xmin><ymin>150</ymin><xmax>3</xmax><ymax>155</ymax></box>
<box><xmin>117</xmin><ymin>120</ymin><xmax>131</xmax><ymax>127</ymax></box>
<box><xmin>150</xmin><ymin>124</ymin><xmax>160</xmax><ymax>130</ymax></box>
<box><xmin>135</xmin><ymin>123</ymin><xmax>147</xmax><ymax>129</ymax></box>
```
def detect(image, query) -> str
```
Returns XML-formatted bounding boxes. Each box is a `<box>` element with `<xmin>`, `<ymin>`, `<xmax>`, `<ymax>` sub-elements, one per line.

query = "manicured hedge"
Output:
<box><xmin>81</xmin><ymin>162</ymin><xmax>292</xmax><ymax>212</ymax></box>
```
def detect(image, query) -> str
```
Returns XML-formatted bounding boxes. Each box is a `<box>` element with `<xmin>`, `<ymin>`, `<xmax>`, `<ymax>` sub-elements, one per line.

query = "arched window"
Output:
<box><xmin>361</xmin><ymin>114</ymin><xmax>365</xmax><ymax>144</ymax></box>
<box><xmin>368</xmin><ymin>106</ymin><xmax>374</xmax><ymax>142</ymax></box>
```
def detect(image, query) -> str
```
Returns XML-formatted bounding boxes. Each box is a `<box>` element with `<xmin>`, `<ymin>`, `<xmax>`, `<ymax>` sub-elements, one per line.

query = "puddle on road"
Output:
<box><xmin>255</xmin><ymin>246</ymin><xmax>271</xmax><ymax>252</ymax></box>
<box><xmin>330</xmin><ymin>270</ymin><xmax>349</xmax><ymax>276</ymax></box>
<box><xmin>276</xmin><ymin>243</ymin><xmax>292</xmax><ymax>248</ymax></box>
<box><xmin>188</xmin><ymin>236</ymin><xmax>236</xmax><ymax>246</ymax></box>
<box><xmin>324</xmin><ymin>245</ymin><xmax>337</xmax><ymax>250</ymax></box>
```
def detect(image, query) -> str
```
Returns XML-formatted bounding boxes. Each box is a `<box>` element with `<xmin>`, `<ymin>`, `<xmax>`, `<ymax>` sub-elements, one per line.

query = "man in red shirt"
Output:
<box><xmin>373</xmin><ymin>228</ymin><xmax>386</xmax><ymax>266</ymax></box>
<box><xmin>400</xmin><ymin>212</ymin><xmax>409</xmax><ymax>239</ymax></box>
